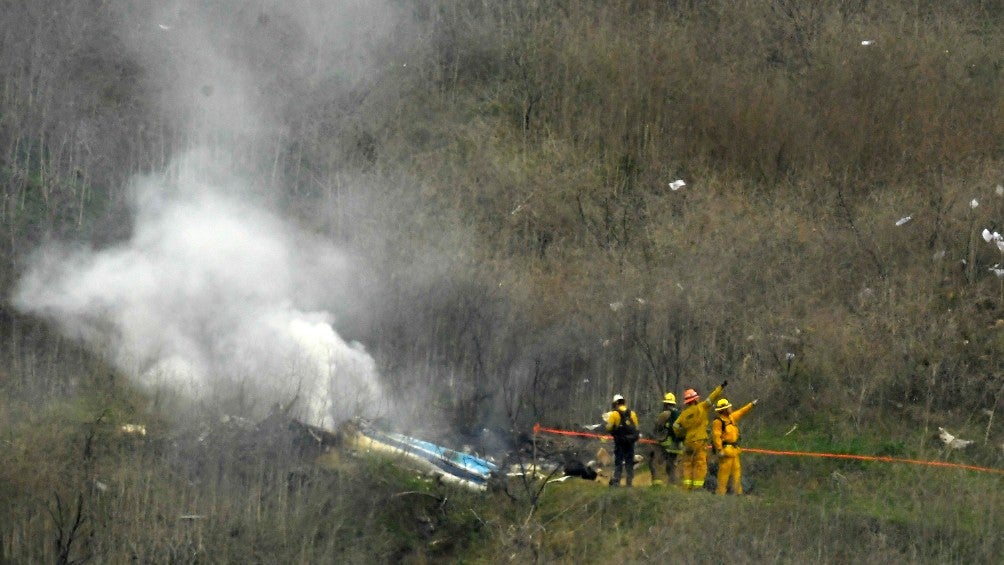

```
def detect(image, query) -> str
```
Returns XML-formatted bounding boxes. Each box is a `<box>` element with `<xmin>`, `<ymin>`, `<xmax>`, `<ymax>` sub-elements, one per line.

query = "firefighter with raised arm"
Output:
<box><xmin>605</xmin><ymin>394</ymin><xmax>640</xmax><ymax>487</ymax></box>
<box><xmin>712</xmin><ymin>396</ymin><xmax>758</xmax><ymax>495</ymax></box>
<box><xmin>650</xmin><ymin>392</ymin><xmax>682</xmax><ymax>486</ymax></box>
<box><xmin>672</xmin><ymin>381</ymin><xmax>726</xmax><ymax>490</ymax></box>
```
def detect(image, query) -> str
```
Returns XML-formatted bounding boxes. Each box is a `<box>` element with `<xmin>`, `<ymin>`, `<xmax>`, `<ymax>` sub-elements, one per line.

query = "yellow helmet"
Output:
<box><xmin>715</xmin><ymin>398</ymin><xmax>732</xmax><ymax>411</ymax></box>
<box><xmin>663</xmin><ymin>392</ymin><xmax>677</xmax><ymax>405</ymax></box>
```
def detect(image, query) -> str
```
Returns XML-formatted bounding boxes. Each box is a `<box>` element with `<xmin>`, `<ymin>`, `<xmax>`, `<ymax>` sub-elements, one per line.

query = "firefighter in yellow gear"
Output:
<box><xmin>712</xmin><ymin>397</ymin><xmax>758</xmax><ymax>495</ymax></box>
<box><xmin>671</xmin><ymin>381</ymin><xmax>726</xmax><ymax>490</ymax></box>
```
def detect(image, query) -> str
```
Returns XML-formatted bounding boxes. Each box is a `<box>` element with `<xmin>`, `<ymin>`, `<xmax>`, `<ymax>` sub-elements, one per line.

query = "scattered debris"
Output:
<box><xmin>669</xmin><ymin>179</ymin><xmax>686</xmax><ymax>191</ymax></box>
<box><xmin>595</xmin><ymin>447</ymin><xmax>613</xmax><ymax>468</ymax></box>
<box><xmin>860</xmin><ymin>40</ymin><xmax>875</xmax><ymax>46</ymax></box>
<box><xmin>349</xmin><ymin>422</ymin><xmax>498</xmax><ymax>490</ymax></box>
<box><xmin>895</xmin><ymin>216</ymin><xmax>912</xmax><ymax>226</ymax></box>
<box><xmin>589</xmin><ymin>447</ymin><xmax>644</xmax><ymax>471</ymax></box>
<box><xmin>970</xmin><ymin>199</ymin><xmax>979</xmax><ymax>209</ymax></box>
<box><xmin>783</xmin><ymin>424</ymin><xmax>798</xmax><ymax>437</ymax></box>
<box><xmin>561</xmin><ymin>460</ymin><xmax>598</xmax><ymax>481</ymax></box>
<box><xmin>985</xmin><ymin>230</ymin><xmax>1004</xmax><ymax>261</ymax></box>
<box><xmin>937</xmin><ymin>427</ymin><xmax>974</xmax><ymax>449</ymax></box>
<box><xmin>505</xmin><ymin>463</ymin><xmax>556</xmax><ymax>479</ymax></box>
<box><xmin>289</xmin><ymin>419</ymin><xmax>342</xmax><ymax>450</ymax></box>
<box><xmin>119</xmin><ymin>424</ymin><xmax>147</xmax><ymax>436</ymax></box>
<box><xmin>178</xmin><ymin>515</ymin><xmax>206</xmax><ymax>520</ymax></box>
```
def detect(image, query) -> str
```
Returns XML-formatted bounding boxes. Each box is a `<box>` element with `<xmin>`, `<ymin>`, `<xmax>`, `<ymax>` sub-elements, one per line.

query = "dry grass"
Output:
<box><xmin>0</xmin><ymin>1</ymin><xmax>1003</xmax><ymax>561</ymax></box>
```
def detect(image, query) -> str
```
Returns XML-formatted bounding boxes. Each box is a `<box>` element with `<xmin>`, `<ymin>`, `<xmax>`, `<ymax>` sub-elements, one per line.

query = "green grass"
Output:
<box><xmin>475</xmin><ymin>465</ymin><xmax>1001</xmax><ymax>564</ymax></box>
<box><xmin>0</xmin><ymin>380</ymin><xmax>1000</xmax><ymax>563</ymax></box>
<box><xmin>1</xmin><ymin>1</ymin><xmax>1003</xmax><ymax>562</ymax></box>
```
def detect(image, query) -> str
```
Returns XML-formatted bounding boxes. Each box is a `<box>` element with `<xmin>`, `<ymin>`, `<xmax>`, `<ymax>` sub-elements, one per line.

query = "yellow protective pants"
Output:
<box><xmin>716</xmin><ymin>445</ymin><xmax>742</xmax><ymax>494</ymax></box>
<box><xmin>681</xmin><ymin>439</ymin><xmax>708</xmax><ymax>490</ymax></box>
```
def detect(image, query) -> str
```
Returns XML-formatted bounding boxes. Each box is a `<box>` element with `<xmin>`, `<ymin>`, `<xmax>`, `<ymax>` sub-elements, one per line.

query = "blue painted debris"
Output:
<box><xmin>354</xmin><ymin>425</ymin><xmax>498</xmax><ymax>490</ymax></box>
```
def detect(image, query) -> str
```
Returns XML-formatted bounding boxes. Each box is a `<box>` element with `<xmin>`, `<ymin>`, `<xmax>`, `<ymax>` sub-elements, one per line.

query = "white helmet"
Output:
<box><xmin>612</xmin><ymin>394</ymin><xmax>625</xmax><ymax>403</ymax></box>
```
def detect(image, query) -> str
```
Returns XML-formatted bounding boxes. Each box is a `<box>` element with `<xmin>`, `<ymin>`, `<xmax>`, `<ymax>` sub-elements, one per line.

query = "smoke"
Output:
<box><xmin>12</xmin><ymin>0</ymin><xmax>400</xmax><ymax>427</ymax></box>
<box><xmin>15</xmin><ymin>150</ymin><xmax>380</xmax><ymax>427</ymax></box>
<box><xmin>130</xmin><ymin>0</ymin><xmax>397</xmax><ymax>141</ymax></box>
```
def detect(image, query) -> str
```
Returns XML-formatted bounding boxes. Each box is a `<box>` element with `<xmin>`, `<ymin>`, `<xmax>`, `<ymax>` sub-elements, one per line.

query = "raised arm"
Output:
<box><xmin>732</xmin><ymin>399</ymin><xmax>757</xmax><ymax>422</ymax></box>
<box><xmin>704</xmin><ymin>381</ymin><xmax>727</xmax><ymax>406</ymax></box>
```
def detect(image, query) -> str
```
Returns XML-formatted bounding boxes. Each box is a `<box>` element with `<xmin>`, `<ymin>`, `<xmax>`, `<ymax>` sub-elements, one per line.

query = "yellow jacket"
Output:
<box><xmin>712</xmin><ymin>402</ymin><xmax>754</xmax><ymax>454</ymax></box>
<box><xmin>606</xmin><ymin>406</ymin><xmax>639</xmax><ymax>432</ymax></box>
<box><xmin>671</xmin><ymin>385</ymin><xmax>724</xmax><ymax>443</ymax></box>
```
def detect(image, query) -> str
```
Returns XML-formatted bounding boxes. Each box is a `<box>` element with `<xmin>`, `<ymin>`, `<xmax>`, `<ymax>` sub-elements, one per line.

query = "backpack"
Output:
<box><xmin>664</xmin><ymin>408</ymin><xmax>684</xmax><ymax>441</ymax></box>
<box><xmin>613</xmin><ymin>409</ymin><xmax>639</xmax><ymax>442</ymax></box>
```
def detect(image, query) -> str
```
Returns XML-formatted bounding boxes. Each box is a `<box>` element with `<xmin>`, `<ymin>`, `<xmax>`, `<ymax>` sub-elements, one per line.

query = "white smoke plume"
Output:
<box><xmin>15</xmin><ymin>150</ymin><xmax>381</xmax><ymax>428</ymax></box>
<box><xmin>12</xmin><ymin>0</ymin><xmax>398</xmax><ymax>427</ymax></box>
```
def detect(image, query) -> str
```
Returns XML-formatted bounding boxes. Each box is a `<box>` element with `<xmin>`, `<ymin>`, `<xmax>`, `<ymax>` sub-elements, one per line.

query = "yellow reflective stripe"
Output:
<box><xmin>682</xmin><ymin>479</ymin><xmax>693</xmax><ymax>486</ymax></box>
<box><xmin>692</xmin><ymin>480</ymin><xmax>704</xmax><ymax>487</ymax></box>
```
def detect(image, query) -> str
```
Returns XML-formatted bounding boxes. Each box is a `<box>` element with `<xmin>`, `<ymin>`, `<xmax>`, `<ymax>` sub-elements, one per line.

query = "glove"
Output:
<box><xmin>721</xmin><ymin>380</ymin><xmax>728</xmax><ymax>388</ymax></box>
<box><xmin>752</xmin><ymin>398</ymin><xmax>759</xmax><ymax>406</ymax></box>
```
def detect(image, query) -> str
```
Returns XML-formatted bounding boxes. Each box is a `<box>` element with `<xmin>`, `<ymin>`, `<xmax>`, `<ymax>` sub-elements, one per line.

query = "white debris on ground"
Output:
<box><xmin>937</xmin><ymin>427</ymin><xmax>974</xmax><ymax>449</ymax></box>
<box><xmin>592</xmin><ymin>447</ymin><xmax>643</xmax><ymax>468</ymax></box>
<box><xmin>595</xmin><ymin>447</ymin><xmax>613</xmax><ymax>467</ymax></box>
<box><xmin>119</xmin><ymin>424</ymin><xmax>147</xmax><ymax>436</ymax></box>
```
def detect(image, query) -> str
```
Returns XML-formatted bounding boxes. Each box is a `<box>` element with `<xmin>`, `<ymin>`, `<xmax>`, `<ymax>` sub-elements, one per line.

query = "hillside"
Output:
<box><xmin>0</xmin><ymin>1</ymin><xmax>1002</xmax><ymax>562</ymax></box>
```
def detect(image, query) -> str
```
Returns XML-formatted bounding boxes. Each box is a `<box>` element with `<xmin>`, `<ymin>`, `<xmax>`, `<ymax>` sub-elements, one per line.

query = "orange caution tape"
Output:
<box><xmin>533</xmin><ymin>423</ymin><xmax>659</xmax><ymax>444</ymax></box>
<box><xmin>741</xmin><ymin>446</ymin><xmax>1004</xmax><ymax>474</ymax></box>
<box><xmin>532</xmin><ymin>424</ymin><xmax>1004</xmax><ymax>475</ymax></box>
